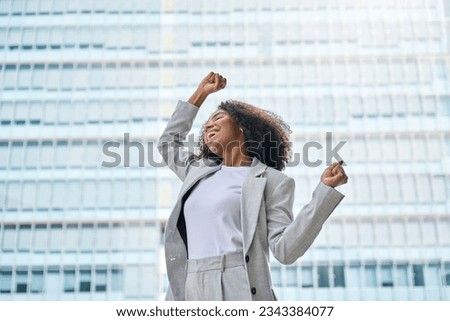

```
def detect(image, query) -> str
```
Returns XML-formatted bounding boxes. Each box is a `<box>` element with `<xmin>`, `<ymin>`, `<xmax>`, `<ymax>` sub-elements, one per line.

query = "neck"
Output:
<box><xmin>222</xmin><ymin>145</ymin><xmax>252</xmax><ymax>167</ymax></box>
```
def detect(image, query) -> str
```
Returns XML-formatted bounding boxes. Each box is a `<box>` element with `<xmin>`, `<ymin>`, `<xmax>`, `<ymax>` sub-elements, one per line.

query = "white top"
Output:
<box><xmin>183</xmin><ymin>165</ymin><xmax>251</xmax><ymax>259</ymax></box>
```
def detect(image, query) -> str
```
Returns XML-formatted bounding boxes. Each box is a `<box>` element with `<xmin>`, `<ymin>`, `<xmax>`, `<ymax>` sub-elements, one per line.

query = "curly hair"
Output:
<box><xmin>197</xmin><ymin>100</ymin><xmax>292</xmax><ymax>171</ymax></box>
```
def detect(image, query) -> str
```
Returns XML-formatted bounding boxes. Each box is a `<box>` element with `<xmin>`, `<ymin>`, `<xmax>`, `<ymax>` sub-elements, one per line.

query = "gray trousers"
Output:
<box><xmin>185</xmin><ymin>252</ymin><xmax>252</xmax><ymax>301</ymax></box>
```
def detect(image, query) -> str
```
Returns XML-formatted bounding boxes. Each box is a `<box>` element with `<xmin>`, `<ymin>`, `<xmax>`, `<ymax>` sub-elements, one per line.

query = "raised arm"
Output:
<box><xmin>267</xmin><ymin>162</ymin><xmax>347</xmax><ymax>264</ymax></box>
<box><xmin>157</xmin><ymin>72</ymin><xmax>227</xmax><ymax>181</ymax></box>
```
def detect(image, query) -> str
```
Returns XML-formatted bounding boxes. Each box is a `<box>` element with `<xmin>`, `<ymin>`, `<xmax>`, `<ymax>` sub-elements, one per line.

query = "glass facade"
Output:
<box><xmin>0</xmin><ymin>0</ymin><xmax>449</xmax><ymax>300</ymax></box>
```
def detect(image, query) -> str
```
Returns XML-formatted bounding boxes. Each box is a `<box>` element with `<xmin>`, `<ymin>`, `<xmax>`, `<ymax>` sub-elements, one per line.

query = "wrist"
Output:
<box><xmin>188</xmin><ymin>88</ymin><xmax>209</xmax><ymax>107</ymax></box>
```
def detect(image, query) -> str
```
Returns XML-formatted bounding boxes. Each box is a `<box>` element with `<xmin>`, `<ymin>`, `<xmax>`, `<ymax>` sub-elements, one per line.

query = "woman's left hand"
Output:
<box><xmin>320</xmin><ymin>161</ymin><xmax>348</xmax><ymax>188</ymax></box>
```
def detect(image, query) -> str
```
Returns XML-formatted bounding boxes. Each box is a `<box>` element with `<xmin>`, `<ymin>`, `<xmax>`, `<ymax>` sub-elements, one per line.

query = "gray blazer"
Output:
<box><xmin>158</xmin><ymin>100</ymin><xmax>344</xmax><ymax>301</ymax></box>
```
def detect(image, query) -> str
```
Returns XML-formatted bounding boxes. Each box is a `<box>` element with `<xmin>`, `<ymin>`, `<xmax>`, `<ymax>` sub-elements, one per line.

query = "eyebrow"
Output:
<box><xmin>209</xmin><ymin>110</ymin><xmax>226</xmax><ymax>120</ymax></box>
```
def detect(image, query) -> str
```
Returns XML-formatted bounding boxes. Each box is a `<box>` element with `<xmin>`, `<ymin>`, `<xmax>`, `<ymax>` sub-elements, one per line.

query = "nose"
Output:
<box><xmin>204</xmin><ymin>121</ymin><xmax>214</xmax><ymax>132</ymax></box>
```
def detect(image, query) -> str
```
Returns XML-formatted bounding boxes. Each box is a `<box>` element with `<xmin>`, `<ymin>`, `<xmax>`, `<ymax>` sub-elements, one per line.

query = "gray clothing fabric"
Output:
<box><xmin>158</xmin><ymin>100</ymin><xmax>345</xmax><ymax>301</ymax></box>
<box><xmin>184</xmin><ymin>165</ymin><xmax>249</xmax><ymax>259</ymax></box>
<box><xmin>185</xmin><ymin>252</ymin><xmax>251</xmax><ymax>301</ymax></box>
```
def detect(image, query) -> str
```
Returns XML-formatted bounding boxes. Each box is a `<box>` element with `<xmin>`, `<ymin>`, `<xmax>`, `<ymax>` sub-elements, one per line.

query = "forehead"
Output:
<box><xmin>208</xmin><ymin>110</ymin><xmax>228</xmax><ymax>120</ymax></box>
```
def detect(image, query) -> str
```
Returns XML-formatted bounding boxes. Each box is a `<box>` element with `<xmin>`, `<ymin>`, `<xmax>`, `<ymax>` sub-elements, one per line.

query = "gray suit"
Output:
<box><xmin>158</xmin><ymin>100</ymin><xmax>345</xmax><ymax>301</ymax></box>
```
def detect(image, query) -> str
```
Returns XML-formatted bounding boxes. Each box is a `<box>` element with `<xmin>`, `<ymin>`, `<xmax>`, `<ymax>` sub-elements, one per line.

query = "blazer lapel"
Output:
<box><xmin>241</xmin><ymin>158</ymin><xmax>267</xmax><ymax>254</ymax></box>
<box><xmin>178</xmin><ymin>164</ymin><xmax>220</xmax><ymax>199</ymax></box>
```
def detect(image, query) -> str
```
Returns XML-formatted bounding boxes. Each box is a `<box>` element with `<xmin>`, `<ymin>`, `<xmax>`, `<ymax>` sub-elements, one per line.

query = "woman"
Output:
<box><xmin>158</xmin><ymin>72</ymin><xmax>348</xmax><ymax>301</ymax></box>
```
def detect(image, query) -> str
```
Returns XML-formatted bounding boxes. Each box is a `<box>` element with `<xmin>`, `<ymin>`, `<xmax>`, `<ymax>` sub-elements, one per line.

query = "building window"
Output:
<box><xmin>396</xmin><ymin>264</ymin><xmax>409</xmax><ymax>286</ymax></box>
<box><xmin>381</xmin><ymin>264</ymin><xmax>394</xmax><ymax>287</ymax></box>
<box><xmin>95</xmin><ymin>269</ymin><xmax>107</xmax><ymax>292</ymax></box>
<box><xmin>286</xmin><ymin>266</ymin><xmax>297</xmax><ymax>287</ymax></box>
<box><xmin>15</xmin><ymin>269</ymin><xmax>28</xmax><ymax>293</ymax></box>
<box><xmin>333</xmin><ymin>265</ymin><xmax>346</xmax><ymax>287</ymax></box>
<box><xmin>79</xmin><ymin>269</ymin><xmax>91</xmax><ymax>292</ymax></box>
<box><xmin>31</xmin><ymin>269</ymin><xmax>44</xmax><ymax>293</ymax></box>
<box><xmin>111</xmin><ymin>267</ymin><xmax>123</xmax><ymax>292</ymax></box>
<box><xmin>301</xmin><ymin>266</ymin><xmax>313</xmax><ymax>288</ymax></box>
<box><xmin>364</xmin><ymin>264</ymin><xmax>377</xmax><ymax>287</ymax></box>
<box><xmin>0</xmin><ymin>269</ymin><xmax>12</xmax><ymax>293</ymax></box>
<box><xmin>63</xmin><ymin>269</ymin><xmax>75</xmax><ymax>293</ymax></box>
<box><xmin>445</xmin><ymin>263</ymin><xmax>450</xmax><ymax>286</ymax></box>
<box><xmin>413</xmin><ymin>264</ymin><xmax>425</xmax><ymax>286</ymax></box>
<box><xmin>271</xmin><ymin>266</ymin><xmax>281</xmax><ymax>287</ymax></box>
<box><xmin>318</xmin><ymin>265</ymin><xmax>330</xmax><ymax>288</ymax></box>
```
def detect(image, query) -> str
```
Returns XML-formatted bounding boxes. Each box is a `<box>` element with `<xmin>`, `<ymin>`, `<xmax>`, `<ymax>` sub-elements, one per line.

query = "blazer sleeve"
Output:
<box><xmin>157</xmin><ymin>100</ymin><xmax>200</xmax><ymax>181</ymax></box>
<box><xmin>266</xmin><ymin>177</ymin><xmax>344</xmax><ymax>265</ymax></box>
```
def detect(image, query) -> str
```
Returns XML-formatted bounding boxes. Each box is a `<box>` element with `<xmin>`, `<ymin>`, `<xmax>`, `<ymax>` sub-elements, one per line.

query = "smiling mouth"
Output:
<box><xmin>207</xmin><ymin>131</ymin><xmax>217</xmax><ymax>140</ymax></box>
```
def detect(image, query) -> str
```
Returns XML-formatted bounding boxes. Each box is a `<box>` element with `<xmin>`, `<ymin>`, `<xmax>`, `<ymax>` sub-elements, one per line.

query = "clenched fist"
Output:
<box><xmin>321</xmin><ymin>161</ymin><xmax>348</xmax><ymax>188</ymax></box>
<box><xmin>188</xmin><ymin>72</ymin><xmax>227</xmax><ymax>107</ymax></box>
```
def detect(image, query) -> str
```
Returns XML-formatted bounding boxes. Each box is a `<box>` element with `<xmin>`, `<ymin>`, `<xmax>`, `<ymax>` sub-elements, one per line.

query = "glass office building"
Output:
<box><xmin>0</xmin><ymin>0</ymin><xmax>449</xmax><ymax>300</ymax></box>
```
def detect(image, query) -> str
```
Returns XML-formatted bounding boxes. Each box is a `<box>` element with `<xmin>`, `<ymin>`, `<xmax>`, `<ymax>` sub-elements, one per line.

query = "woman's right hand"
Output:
<box><xmin>188</xmin><ymin>72</ymin><xmax>227</xmax><ymax>107</ymax></box>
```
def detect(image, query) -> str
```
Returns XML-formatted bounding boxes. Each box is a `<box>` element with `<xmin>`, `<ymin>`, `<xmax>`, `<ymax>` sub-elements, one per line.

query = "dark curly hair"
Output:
<box><xmin>197</xmin><ymin>100</ymin><xmax>292</xmax><ymax>171</ymax></box>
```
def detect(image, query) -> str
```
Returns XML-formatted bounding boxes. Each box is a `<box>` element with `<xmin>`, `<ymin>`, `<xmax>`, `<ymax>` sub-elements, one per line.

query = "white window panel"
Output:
<box><xmin>40</xmin><ymin>141</ymin><xmax>55</xmax><ymax>167</ymax></box>
<box><xmin>112</xmin><ymin>179</ymin><xmax>127</xmax><ymax>207</ymax></box>
<box><xmin>367</xmin><ymin>136</ymin><xmax>381</xmax><ymax>161</ymax></box>
<box><xmin>391</xmin><ymin>220</ymin><xmax>406</xmax><ymax>246</ymax></box>
<box><xmin>141</xmin><ymin>265</ymin><xmax>157</xmax><ymax>296</ymax></box>
<box><xmin>25</xmin><ymin>142</ymin><xmax>39</xmax><ymax>168</ymax></box>
<box><xmin>8</xmin><ymin>27</ymin><xmax>21</xmax><ymax>46</ymax></box>
<box><xmin>18</xmin><ymin>225</ymin><xmax>32</xmax><ymax>251</ymax></box>
<box><xmin>2</xmin><ymin>225</ymin><xmax>16</xmax><ymax>251</ymax></box>
<box><xmin>375</xmin><ymin>221</ymin><xmax>389</xmax><ymax>246</ymax></box>
<box><xmin>124</xmin><ymin>265</ymin><xmax>140</xmax><ymax>296</ymax></box>
<box><xmin>96</xmin><ymin>224</ymin><xmax>109</xmax><ymax>251</ymax></box>
<box><xmin>437</xmin><ymin>218</ymin><xmax>450</xmax><ymax>244</ymax></box>
<box><xmin>54</xmin><ymin>141</ymin><xmax>68</xmax><ymax>166</ymax></box>
<box><xmin>431</xmin><ymin>175</ymin><xmax>446</xmax><ymax>203</ymax></box>
<box><xmin>49</xmin><ymin>224</ymin><xmax>63</xmax><ymax>251</ymax></box>
<box><xmin>97</xmin><ymin>180</ymin><xmax>112</xmax><ymax>208</ymax></box>
<box><xmin>67</xmin><ymin>142</ymin><xmax>84</xmax><ymax>167</ymax></box>
<box><xmin>65</xmin><ymin>224</ymin><xmax>78</xmax><ymax>251</ymax></box>
<box><xmin>344</xmin><ymin>220</ymin><xmax>358</xmax><ymax>246</ymax></box>
<box><xmin>21</xmin><ymin>181</ymin><xmax>36</xmax><ymax>209</ymax></box>
<box><xmin>142</xmin><ymin>179</ymin><xmax>156</xmax><ymax>207</ymax></box>
<box><xmin>370</xmin><ymin>175</ymin><xmax>385</xmax><ymax>203</ymax></box>
<box><xmin>32</xmin><ymin>65</ymin><xmax>45</xmax><ymax>89</ymax></box>
<box><xmin>61</xmin><ymin>64</ymin><xmax>73</xmax><ymax>90</ymax></box>
<box><xmin>80</xmin><ymin>224</ymin><xmax>94</xmax><ymax>251</ymax></box>
<box><xmin>82</xmin><ymin>180</ymin><xmax>97</xmax><ymax>208</ymax></box>
<box><xmin>406</xmin><ymin>219</ymin><xmax>421</xmax><ymax>245</ymax></box>
<box><xmin>4</xmin><ymin>65</ymin><xmax>17</xmax><ymax>89</ymax></box>
<box><xmin>36</xmin><ymin>181</ymin><xmax>52</xmax><ymax>208</ymax></box>
<box><xmin>142</xmin><ymin>223</ymin><xmax>158</xmax><ymax>249</ymax></box>
<box><xmin>417</xmin><ymin>174</ymin><xmax>432</xmax><ymax>203</ymax></box>
<box><xmin>427</xmin><ymin>136</ymin><xmax>441</xmax><ymax>160</ymax></box>
<box><xmin>36</xmin><ymin>27</ymin><xmax>49</xmax><ymax>45</ymax></box>
<box><xmin>14</xmin><ymin>101</ymin><xmax>28</xmax><ymax>119</ymax></box>
<box><xmin>327</xmin><ymin>220</ymin><xmax>343</xmax><ymax>246</ymax></box>
<box><xmin>127</xmin><ymin>223</ymin><xmax>141</xmax><ymax>250</ymax></box>
<box><xmin>46</xmin><ymin>65</ymin><xmax>60</xmax><ymax>90</ymax></box>
<box><xmin>0</xmin><ymin>101</ymin><xmax>14</xmax><ymax>119</ymax></box>
<box><xmin>401</xmin><ymin>175</ymin><xmax>416</xmax><ymax>203</ymax></box>
<box><xmin>6</xmin><ymin>181</ymin><xmax>21</xmax><ymax>208</ymax></box>
<box><xmin>66</xmin><ymin>181</ymin><xmax>81</xmax><ymax>208</ymax></box>
<box><xmin>39</xmin><ymin>0</ymin><xmax>53</xmax><ymax>13</ymax></box>
<box><xmin>422</xmin><ymin>219</ymin><xmax>437</xmax><ymax>245</ymax></box>
<box><xmin>52</xmin><ymin>181</ymin><xmax>66</xmax><ymax>209</ymax></box>
<box><xmin>117</xmin><ymin>26</ymin><xmax>133</xmax><ymax>48</ymax></box>
<box><xmin>359</xmin><ymin>220</ymin><xmax>375</xmax><ymax>246</ymax></box>
<box><xmin>72</xmin><ymin>65</ymin><xmax>89</xmax><ymax>89</ymax></box>
<box><xmin>44</xmin><ymin>101</ymin><xmax>58</xmax><ymax>124</ymax></box>
<box><xmin>0</xmin><ymin>143</ymin><xmax>8</xmax><ymax>168</ymax></box>
<box><xmin>34</xmin><ymin>224</ymin><xmax>47</xmax><ymax>251</ymax></box>
<box><xmin>390</xmin><ymin>60</ymin><xmax>404</xmax><ymax>83</ymax></box>
<box><xmin>397</xmin><ymin>135</ymin><xmax>412</xmax><ymax>161</ymax></box>
<box><xmin>111</xmin><ymin>224</ymin><xmax>125</xmax><ymax>251</ymax></box>
<box><xmin>355</xmin><ymin>175</ymin><xmax>370</xmax><ymax>204</ymax></box>
<box><xmin>127</xmin><ymin>180</ymin><xmax>142</xmax><ymax>207</ymax></box>
<box><xmin>412</xmin><ymin>135</ymin><xmax>427</xmax><ymax>161</ymax></box>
